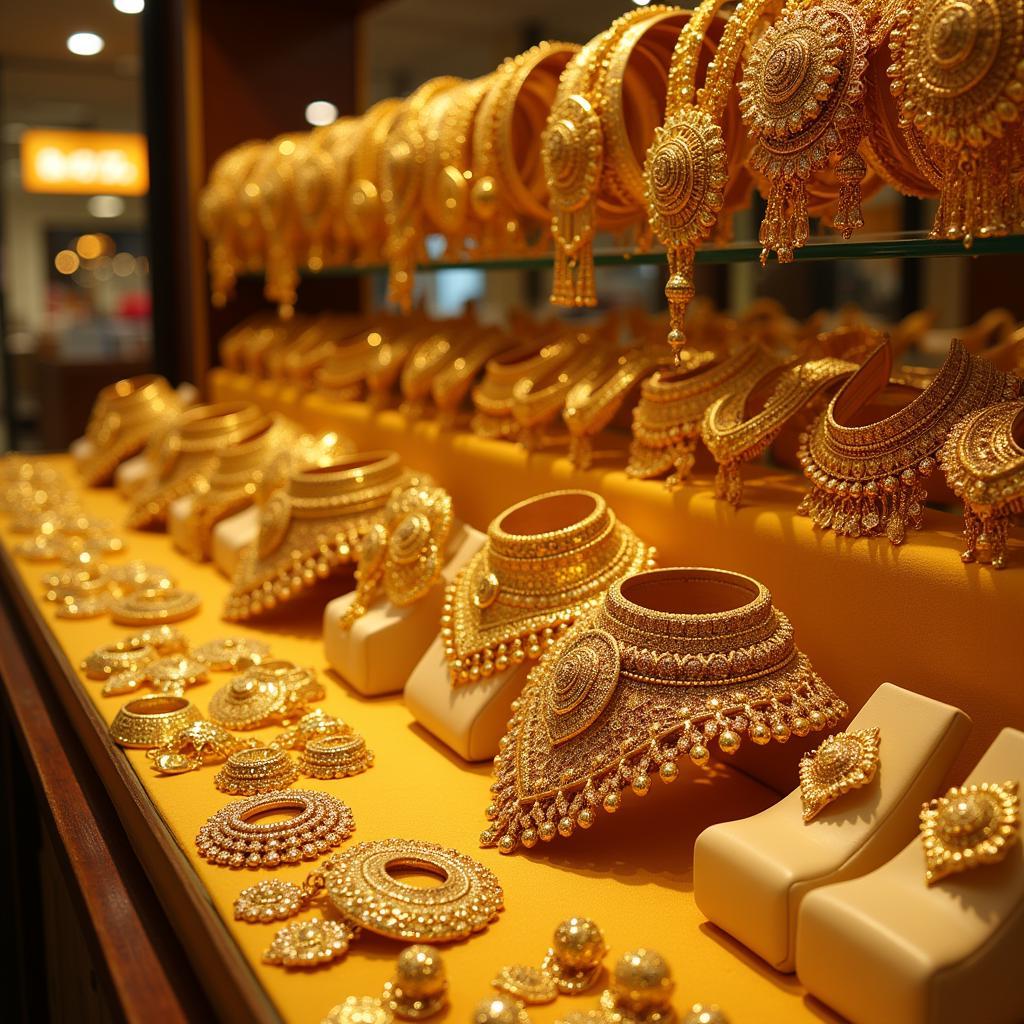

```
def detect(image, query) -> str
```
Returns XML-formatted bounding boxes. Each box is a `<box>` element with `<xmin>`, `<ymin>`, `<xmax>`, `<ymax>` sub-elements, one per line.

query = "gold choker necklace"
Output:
<box><xmin>127</xmin><ymin>402</ymin><xmax>268</xmax><ymax>529</ymax></box>
<box><xmin>628</xmin><ymin>341</ymin><xmax>783</xmax><ymax>485</ymax></box>
<box><xmin>481</xmin><ymin>567</ymin><xmax>846</xmax><ymax>854</ymax></box>
<box><xmin>940</xmin><ymin>398</ymin><xmax>1024</xmax><ymax>569</ymax></box>
<box><xmin>797</xmin><ymin>340</ymin><xmax>1020</xmax><ymax>546</ymax></box>
<box><xmin>441</xmin><ymin>490</ymin><xmax>655</xmax><ymax>686</ymax></box>
<box><xmin>224</xmin><ymin>451</ymin><xmax>412</xmax><ymax>621</ymax></box>
<box><xmin>80</xmin><ymin>375</ymin><xmax>184</xmax><ymax>486</ymax></box>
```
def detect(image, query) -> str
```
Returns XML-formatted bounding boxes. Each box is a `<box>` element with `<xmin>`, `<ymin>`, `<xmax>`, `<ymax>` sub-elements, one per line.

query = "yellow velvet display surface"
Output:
<box><xmin>210</xmin><ymin>369</ymin><xmax>1024</xmax><ymax>779</ymax></box>
<box><xmin>2</xmin><ymin>456</ymin><xmax>835</xmax><ymax>1023</ymax></box>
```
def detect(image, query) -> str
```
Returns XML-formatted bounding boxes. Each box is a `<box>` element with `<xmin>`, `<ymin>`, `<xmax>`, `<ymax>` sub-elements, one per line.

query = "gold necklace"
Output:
<box><xmin>797</xmin><ymin>339</ymin><xmax>1021</xmax><ymax>545</ymax></box>
<box><xmin>441</xmin><ymin>490</ymin><xmax>655</xmax><ymax>685</ymax></box>
<box><xmin>481</xmin><ymin>567</ymin><xmax>846</xmax><ymax>854</ymax></box>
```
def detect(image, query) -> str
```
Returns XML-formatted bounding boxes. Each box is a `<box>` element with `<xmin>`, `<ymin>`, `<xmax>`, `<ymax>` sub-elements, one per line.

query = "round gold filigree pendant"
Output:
<box><xmin>546</xmin><ymin>628</ymin><xmax>620</xmax><ymax>744</ymax></box>
<box><xmin>544</xmin><ymin>94</ymin><xmax>603</xmax><ymax>213</ymax></box>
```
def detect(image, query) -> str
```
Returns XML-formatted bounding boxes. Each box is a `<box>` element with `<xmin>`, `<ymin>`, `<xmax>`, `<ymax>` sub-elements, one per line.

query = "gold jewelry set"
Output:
<box><xmin>442</xmin><ymin>491</ymin><xmax>656</xmax><ymax>686</ymax></box>
<box><xmin>41</xmin><ymin>557</ymin><xmax>172</xmax><ymax>620</ymax></box>
<box><xmin>340</xmin><ymin>479</ymin><xmax>454</xmax><ymax>629</ymax></box>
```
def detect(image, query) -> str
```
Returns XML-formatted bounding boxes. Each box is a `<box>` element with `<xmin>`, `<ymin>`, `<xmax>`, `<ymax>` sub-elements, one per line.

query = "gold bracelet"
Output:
<box><xmin>110</xmin><ymin>694</ymin><xmax>203</xmax><ymax>749</ymax></box>
<box><xmin>481</xmin><ymin>567</ymin><xmax>847</xmax><ymax>854</ymax></box>
<box><xmin>442</xmin><ymin>490</ymin><xmax>656</xmax><ymax>685</ymax></box>
<box><xmin>346</xmin><ymin>98</ymin><xmax>404</xmax><ymax>263</ymax></box>
<box><xmin>797</xmin><ymin>339</ymin><xmax>1021</xmax><ymax>546</ymax></box>
<box><xmin>291</xmin><ymin>127</ymin><xmax>341</xmax><ymax>274</ymax></box>
<box><xmin>940</xmin><ymin>398</ymin><xmax>1024</xmax><ymax>569</ymax></box>
<box><xmin>224</xmin><ymin>450</ymin><xmax>413</xmax><ymax>621</ymax></box>
<box><xmin>79</xmin><ymin>375</ymin><xmax>184</xmax><ymax>487</ymax></box>
<box><xmin>888</xmin><ymin>0</ymin><xmax>1024</xmax><ymax>246</ymax></box>
<box><xmin>432</xmin><ymin>329</ymin><xmax>513</xmax><ymax>426</ymax></box>
<box><xmin>317</xmin><ymin>117</ymin><xmax>361</xmax><ymax>266</ymax></box>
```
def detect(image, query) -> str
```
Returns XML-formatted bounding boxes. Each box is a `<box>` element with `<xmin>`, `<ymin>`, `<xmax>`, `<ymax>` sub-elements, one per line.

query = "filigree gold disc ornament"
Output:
<box><xmin>263</xmin><ymin>916</ymin><xmax>358</xmax><ymax>967</ymax></box>
<box><xmin>740</xmin><ymin>2</ymin><xmax>870</xmax><ymax>263</ymax></box>
<box><xmin>493</xmin><ymin>964</ymin><xmax>559</xmax><ymax>1005</ymax></box>
<box><xmin>920</xmin><ymin>780</ymin><xmax>1020</xmax><ymax>884</ymax></box>
<box><xmin>888</xmin><ymin>0</ymin><xmax>1024</xmax><ymax>246</ymax></box>
<box><xmin>799</xmin><ymin>726</ymin><xmax>880</xmax><ymax>821</ymax></box>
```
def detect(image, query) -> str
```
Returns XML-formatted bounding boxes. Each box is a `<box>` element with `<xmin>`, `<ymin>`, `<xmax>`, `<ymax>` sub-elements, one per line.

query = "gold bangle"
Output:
<box><xmin>442</xmin><ymin>490</ymin><xmax>655</xmax><ymax>685</ymax></box>
<box><xmin>110</xmin><ymin>695</ymin><xmax>203</xmax><ymax>749</ymax></box>
<box><xmin>298</xmin><ymin>733</ymin><xmax>375</xmax><ymax>779</ymax></box>
<box><xmin>214</xmin><ymin>746</ymin><xmax>299</xmax><ymax>795</ymax></box>
<box><xmin>109</xmin><ymin>587</ymin><xmax>202</xmax><ymax>626</ymax></box>
<box><xmin>346</xmin><ymin>98</ymin><xmax>404</xmax><ymax>262</ymax></box>
<box><xmin>431</xmin><ymin>329</ymin><xmax>513</xmax><ymax>426</ymax></box>
<box><xmin>940</xmin><ymin>398</ymin><xmax>1024</xmax><ymax>570</ymax></box>
<box><xmin>482</xmin><ymin>567</ymin><xmax>847</xmax><ymax>854</ymax></box>
<box><xmin>797</xmin><ymin>339</ymin><xmax>1020</xmax><ymax>546</ymax></box>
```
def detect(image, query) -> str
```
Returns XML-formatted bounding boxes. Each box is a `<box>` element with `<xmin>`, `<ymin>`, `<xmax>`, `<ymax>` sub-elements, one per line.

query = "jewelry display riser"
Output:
<box><xmin>168</xmin><ymin>495</ymin><xmax>261</xmax><ymax>578</ymax></box>
<box><xmin>796</xmin><ymin>726</ymin><xmax>1024</xmax><ymax>1024</ymax></box>
<box><xmin>115</xmin><ymin>452</ymin><xmax>155</xmax><ymax>498</ymax></box>
<box><xmin>322</xmin><ymin>521</ymin><xmax>485</xmax><ymax>697</ymax></box>
<box><xmin>209</xmin><ymin>368</ymin><xmax>1024</xmax><ymax>779</ymax></box>
<box><xmin>693</xmin><ymin>682</ymin><xmax>972</xmax><ymax>972</ymax></box>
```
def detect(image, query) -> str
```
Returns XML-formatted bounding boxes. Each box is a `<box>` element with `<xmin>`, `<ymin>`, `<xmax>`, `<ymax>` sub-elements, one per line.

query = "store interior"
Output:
<box><xmin>0</xmin><ymin>2</ymin><xmax>1022</xmax><ymax>1024</ymax></box>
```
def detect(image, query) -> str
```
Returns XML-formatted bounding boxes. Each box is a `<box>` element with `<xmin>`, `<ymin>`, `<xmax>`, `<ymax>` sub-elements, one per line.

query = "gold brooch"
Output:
<box><xmin>208</xmin><ymin>662</ymin><xmax>323</xmax><ymax>730</ymax></box>
<box><xmin>263</xmin><ymin>917</ymin><xmax>357</xmax><ymax>967</ymax></box>
<box><xmin>442</xmin><ymin>491</ymin><xmax>654</xmax><ymax>685</ymax></box>
<box><xmin>81</xmin><ymin>637</ymin><xmax>158</xmax><ymax>680</ymax></box>
<box><xmin>920</xmin><ymin>781</ymin><xmax>1020</xmax><ymax>885</ymax></box>
<box><xmin>940</xmin><ymin>399</ymin><xmax>1024</xmax><ymax>569</ymax></box>
<box><xmin>799</xmin><ymin>727</ymin><xmax>881</xmax><ymax>822</ymax></box>
<box><xmin>483</xmin><ymin>568</ymin><xmax>846</xmax><ymax>854</ymax></box>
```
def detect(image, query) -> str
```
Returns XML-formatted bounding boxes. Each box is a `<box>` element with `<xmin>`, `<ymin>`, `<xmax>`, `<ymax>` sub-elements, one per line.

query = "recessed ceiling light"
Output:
<box><xmin>632</xmin><ymin>0</ymin><xmax>652</xmax><ymax>5</ymax></box>
<box><xmin>88</xmin><ymin>195</ymin><xmax>126</xmax><ymax>219</ymax></box>
<box><xmin>67</xmin><ymin>32</ymin><xmax>105</xmax><ymax>56</ymax></box>
<box><xmin>305</xmin><ymin>100</ymin><xmax>338</xmax><ymax>127</ymax></box>
<box><xmin>113</xmin><ymin>0</ymin><xmax>145</xmax><ymax>12</ymax></box>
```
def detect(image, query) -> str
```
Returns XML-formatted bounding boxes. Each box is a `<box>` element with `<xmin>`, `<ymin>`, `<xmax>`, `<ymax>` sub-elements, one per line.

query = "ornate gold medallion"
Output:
<box><xmin>920</xmin><ymin>780</ymin><xmax>1020</xmax><ymax>884</ymax></box>
<box><xmin>799</xmin><ymin>727</ymin><xmax>881</xmax><ymax>821</ymax></box>
<box><xmin>493</xmin><ymin>964</ymin><xmax>558</xmax><ymax>1005</ymax></box>
<box><xmin>323</xmin><ymin>996</ymin><xmax>394</xmax><ymax>1024</ymax></box>
<box><xmin>234</xmin><ymin>879</ymin><xmax>306</xmax><ymax>923</ymax></box>
<box><xmin>263</xmin><ymin>916</ymin><xmax>357</xmax><ymax>967</ymax></box>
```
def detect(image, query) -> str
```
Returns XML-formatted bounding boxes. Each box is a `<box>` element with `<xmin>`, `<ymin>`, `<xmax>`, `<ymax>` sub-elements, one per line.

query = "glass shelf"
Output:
<box><xmin>259</xmin><ymin>231</ymin><xmax>1024</xmax><ymax>279</ymax></box>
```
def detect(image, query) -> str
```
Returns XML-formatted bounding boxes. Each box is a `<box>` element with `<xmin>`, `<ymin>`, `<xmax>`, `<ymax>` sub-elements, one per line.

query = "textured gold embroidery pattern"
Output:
<box><xmin>442</xmin><ymin>491</ymin><xmax>655</xmax><ymax>685</ymax></box>
<box><xmin>224</xmin><ymin>451</ymin><xmax>413</xmax><ymax>620</ymax></box>
<box><xmin>797</xmin><ymin>339</ymin><xmax>1020</xmax><ymax>545</ymax></box>
<box><xmin>940</xmin><ymin>399</ymin><xmax>1024</xmax><ymax>569</ymax></box>
<box><xmin>799</xmin><ymin>726</ymin><xmax>880</xmax><ymax>820</ymax></box>
<box><xmin>482</xmin><ymin>567</ymin><xmax>846</xmax><ymax>853</ymax></box>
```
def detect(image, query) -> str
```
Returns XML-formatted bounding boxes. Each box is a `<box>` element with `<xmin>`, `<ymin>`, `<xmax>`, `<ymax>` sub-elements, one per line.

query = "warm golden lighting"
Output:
<box><xmin>54</xmin><ymin>250</ymin><xmax>80</xmax><ymax>275</ymax></box>
<box><xmin>21</xmin><ymin>129</ymin><xmax>147</xmax><ymax>195</ymax></box>
<box><xmin>112</xmin><ymin>252</ymin><xmax>136</xmax><ymax>276</ymax></box>
<box><xmin>75</xmin><ymin>234</ymin><xmax>103</xmax><ymax>260</ymax></box>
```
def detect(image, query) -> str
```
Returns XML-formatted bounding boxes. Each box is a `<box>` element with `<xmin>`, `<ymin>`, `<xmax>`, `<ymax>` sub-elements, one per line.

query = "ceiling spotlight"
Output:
<box><xmin>67</xmin><ymin>32</ymin><xmax>105</xmax><ymax>56</ymax></box>
<box><xmin>632</xmin><ymin>0</ymin><xmax>653</xmax><ymax>5</ymax></box>
<box><xmin>88</xmin><ymin>195</ymin><xmax>126</xmax><ymax>219</ymax></box>
<box><xmin>305</xmin><ymin>100</ymin><xmax>339</xmax><ymax>127</ymax></box>
<box><xmin>113</xmin><ymin>0</ymin><xmax>145</xmax><ymax>12</ymax></box>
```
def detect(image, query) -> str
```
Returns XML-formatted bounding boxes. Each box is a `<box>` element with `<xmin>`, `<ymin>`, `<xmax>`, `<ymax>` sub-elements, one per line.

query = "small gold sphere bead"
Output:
<box><xmin>772</xmin><ymin>721</ymin><xmax>791</xmax><ymax>743</ymax></box>
<box><xmin>552</xmin><ymin>917</ymin><xmax>607</xmax><ymax>970</ymax></box>
<box><xmin>791</xmin><ymin>716</ymin><xmax>810</xmax><ymax>737</ymax></box>
<box><xmin>659</xmin><ymin>761</ymin><xmax>679</xmax><ymax>784</ymax></box>
<box><xmin>750</xmin><ymin>722</ymin><xmax>771</xmax><ymax>745</ymax></box>
<box><xmin>577</xmin><ymin>807</ymin><xmax>595</xmax><ymax>829</ymax></box>
<box><xmin>603</xmin><ymin>790</ymin><xmax>621</xmax><ymax>813</ymax></box>
<box><xmin>498</xmin><ymin>835</ymin><xmax>517</xmax><ymax>855</ymax></box>
<box><xmin>486</xmin><ymin>803</ymin><xmax>499</xmax><ymax>821</ymax></box>
<box><xmin>609</xmin><ymin>948</ymin><xmax>674</xmax><ymax>1014</ymax></box>
<box><xmin>718</xmin><ymin>730</ymin><xmax>741</xmax><ymax>755</ymax></box>
<box><xmin>521</xmin><ymin>828</ymin><xmax>538</xmax><ymax>849</ymax></box>
<box><xmin>384</xmin><ymin>944</ymin><xmax>448</xmax><ymax>1020</ymax></box>
<box><xmin>682</xmin><ymin>1004</ymin><xmax>729</xmax><ymax>1024</ymax></box>
<box><xmin>557</xmin><ymin>816</ymin><xmax>575</xmax><ymax>838</ymax></box>
<box><xmin>471</xmin><ymin>996</ymin><xmax>530</xmax><ymax>1024</ymax></box>
<box><xmin>632</xmin><ymin>773</ymin><xmax>651</xmax><ymax>797</ymax></box>
<box><xmin>689</xmin><ymin>744</ymin><xmax>710</xmax><ymax>767</ymax></box>
<box><xmin>539</xmin><ymin>822</ymin><xmax>557</xmax><ymax>843</ymax></box>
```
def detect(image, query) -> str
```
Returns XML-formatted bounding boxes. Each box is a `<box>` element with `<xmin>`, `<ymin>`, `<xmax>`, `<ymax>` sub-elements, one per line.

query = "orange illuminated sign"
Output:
<box><xmin>20</xmin><ymin>129</ymin><xmax>149</xmax><ymax>196</ymax></box>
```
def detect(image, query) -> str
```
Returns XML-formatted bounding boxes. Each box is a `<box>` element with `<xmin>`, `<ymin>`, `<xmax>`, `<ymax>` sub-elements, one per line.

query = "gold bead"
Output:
<box><xmin>718</xmin><ymin>730</ymin><xmax>741</xmax><ymax>755</ymax></box>
<box><xmin>659</xmin><ymin>761</ymin><xmax>679</xmax><ymax>784</ymax></box>
<box><xmin>631</xmin><ymin>773</ymin><xmax>651</xmax><ymax>796</ymax></box>
<box><xmin>557</xmin><ymin>816</ymin><xmax>574</xmax><ymax>838</ymax></box>
<box><xmin>539</xmin><ymin>822</ymin><xmax>556</xmax><ymax>842</ymax></box>
<box><xmin>690</xmin><ymin>744</ymin><xmax>710</xmax><ymax>767</ymax></box>
<box><xmin>603</xmin><ymin>790</ymin><xmax>621</xmax><ymax>813</ymax></box>
<box><xmin>577</xmin><ymin>807</ymin><xmax>595</xmax><ymax>829</ymax></box>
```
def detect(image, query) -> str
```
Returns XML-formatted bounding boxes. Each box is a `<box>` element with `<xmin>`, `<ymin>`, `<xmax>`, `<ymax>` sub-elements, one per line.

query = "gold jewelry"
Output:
<box><xmin>599</xmin><ymin>949</ymin><xmax>675</xmax><ymax>1024</ymax></box>
<box><xmin>565</xmin><ymin>345</ymin><xmax>665</xmax><ymax>470</ymax></box>
<box><xmin>19</xmin><ymin>512</ymin><xmax>125</xmax><ymax>564</ymax></box>
<box><xmin>920</xmin><ymin>780</ymin><xmax>1020</xmax><ymax>885</ymax></box>
<box><xmin>431</xmin><ymin>329</ymin><xmax>512</xmax><ymax>426</ymax></box>
<box><xmin>682</xmin><ymin>1005</ymin><xmax>730</xmax><ymax>1024</ymax></box>
<box><xmin>196</xmin><ymin>789</ymin><xmax>355</xmax><ymax>868</ymax></box>
<box><xmin>264</xmin><ymin>917</ymin><xmax>357</xmax><ymax>968</ymax></box>
<box><xmin>483</xmin><ymin>567</ymin><xmax>846</xmax><ymax>853</ymax></box>
<box><xmin>147</xmin><ymin>720</ymin><xmax>254</xmax><ymax>775</ymax></box>
<box><xmin>542</xmin><ymin>918</ymin><xmax>607</xmax><ymax>994</ymax></box>
<box><xmin>799</xmin><ymin>727</ymin><xmax>881</xmax><ymax>821</ymax></box>
<box><xmin>473</xmin><ymin>997</ymin><xmax>530</xmax><ymax>1024</ymax></box>
<box><xmin>940</xmin><ymin>399</ymin><xmax>1024</xmax><ymax>569</ymax></box>
<box><xmin>193</xmin><ymin>636</ymin><xmax>270</xmax><ymax>671</ymax></box>
<box><xmin>109</xmin><ymin>587</ymin><xmax>201</xmax><ymax>626</ymax></box>
<box><xmin>127</xmin><ymin>402</ymin><xmax>268</xmax><ymax>529</ymax></box>
<box><xmin>888</xmin><ymin>0</ymin><xmax>1024</xmax><ymax>246</ymax></box>
<box><xmin>325</xmin><ymin>997</ymin><xmax>394</xmax><ymax>1024</ymax></box>
<box><xmin>208</xmin><ymin>662</ymin><xmax>324</xmax><ymax>730</ymax></box>
<box><xmin>110</xmin><ymin>695</ymin><xmax>203</xmax><ymax>749</ymax></box>
<box><xmin>224</xmin><ymin>451</ymin><xmax>413</xmax><ymax>621</ymax></box>
<box><xmin>341</xmin><ymin>481</ymin><xmax>453</xmax><ymax>629</ymax></box>
<box><xmin>702</xmin><ymin>355</ymin><xmax>859</xmax><ymax>506</ymax></box>
<box><xmin>493</xmin><ymin>965</ymin><xmax>558</xmax><ymax>1005</ymax></box>
<box><xmin>299</xmin><ymin>733</ymin><xmax>375</xmax><ymax>779</ymax></box>
<box><xmin>400</xmin><ymin>326</ymin><xmax>469</xmax><ymax>417</ymax></box>
<box><xmin>271</xmin><ymin>709</ymin><xmax>353</xmax><ymax>750</ymax></box>
<box><xmin>383</xmin><ymin>945</ymin><xmax>449</xmax><ymax>1020</ymax></box>
<box><xmin>43</xmin><ymin>558</ymin><xmax>172</xmax><ymax>619</ymax></box>
<box><xmin>324</xmin><ymin>839</ymin><xmax>503</xmax><ymax>941</ymax></box>
<box><xmin>628</xmin><ymin>342</ymin><xmax>783</xmax><ymax>486</ymax></box>
<box><xmin>214</xmin><ymin>746</ymin><xmax>299</xmax><ymax>795</ymax></box>
<box><xmin>81</xmin><ymin>638</ymin><xmax>157</xmax><ymax>679</ymax></box>
<box><xmin>346</xmin><ymin>98</ymin><xmax>404</xmax><ymax>264</ymax></box>
<box><xmin>442</xmin><ymin>490</ymin><xmax>655</xmax><ymax>686</ymax></box>
<box><xmin>125</xmin><ymin>624</ymin><xmax>189</xmax><ymax>655</ymax></box>
<box><xmin>797</xmin><ymin>339</ymin><xmax>1020</xmax><ymax>546</ymax></box>
<box><xmin>101</xmin><ymin>654</ymin><xmax>208</xmax><ymax>698</ymax></box>
<box><xmin>78</xmin><ymin>375</ymin><xmax>184</xmax><ymax>486</ymax></box>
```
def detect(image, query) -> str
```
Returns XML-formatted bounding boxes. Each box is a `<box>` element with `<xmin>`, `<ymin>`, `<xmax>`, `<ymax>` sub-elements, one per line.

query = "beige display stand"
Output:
<box><xmin>796</xmin><ymin>727</ymin><xmax>1023</xmax><ymax>1024</ymax></box>
<box><xmin>168</xmin><ymin>495</ymin><xmax>198</xmax><ymax>557</ymax></box>
<box><xmin>211</xmin><ymin>506</ymin><xmax>261</xmax><ymax>578</ymax></box>
<box><xmin>692</xmin><ymin>683</ymin><xmax>972</xmax><ymax>972</ymax></box>
<box><xmin>115</xmin><ymin>453</ymin><xmax>156</xmax><ymax>499</ymax></box>
<box><xmin>323</xmin><ymin>522</ymin><xmax>485</xmax><ymax>698</ymax></box>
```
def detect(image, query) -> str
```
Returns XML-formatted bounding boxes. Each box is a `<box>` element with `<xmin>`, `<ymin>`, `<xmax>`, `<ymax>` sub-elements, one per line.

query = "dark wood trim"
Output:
<box><xmin>0</xmin><ymin>544</ymin><xmax>281</xmax><ymax>1024</ymax></box>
